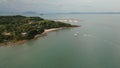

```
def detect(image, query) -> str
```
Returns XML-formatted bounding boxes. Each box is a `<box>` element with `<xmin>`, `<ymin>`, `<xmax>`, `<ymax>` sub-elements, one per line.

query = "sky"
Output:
<box><xmin>0</xmin><ymin>0</ymin><xmax>120</xmax><ymax>13</ymax></box>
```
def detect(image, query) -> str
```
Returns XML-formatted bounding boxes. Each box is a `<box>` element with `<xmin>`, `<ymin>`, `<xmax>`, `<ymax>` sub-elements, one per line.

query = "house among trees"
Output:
<box><xmin>2</xmin><ymin>32</ymin><xmax>11</xmax><ymax>36</ymax></box>
<box><xmin>21</xmin><ymin>32</ymin><xmax>27</xmax><ymax>37</ymax></box>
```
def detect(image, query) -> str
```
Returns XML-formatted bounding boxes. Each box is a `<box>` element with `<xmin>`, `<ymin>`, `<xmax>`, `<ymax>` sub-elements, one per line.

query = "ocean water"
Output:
<box><xmin>0</xmin><ymin>14</ymin><xmax>120</xmax><ymax>68</ymax></box>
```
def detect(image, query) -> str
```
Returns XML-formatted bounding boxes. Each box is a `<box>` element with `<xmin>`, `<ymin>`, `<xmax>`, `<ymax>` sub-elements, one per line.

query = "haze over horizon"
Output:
<box><xmin>0</xmin><ymin>0</ymin><xmax>120</xmax><ymax>13</ymax></box>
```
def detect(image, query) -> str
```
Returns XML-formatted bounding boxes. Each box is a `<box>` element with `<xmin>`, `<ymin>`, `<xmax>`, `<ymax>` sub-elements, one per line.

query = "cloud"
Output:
<box><xmin>0</xmin><ymin>0</ymin><xmax>120</xmax><ymax>13</ymax></box>
<box><xmin>0</xmin><ymin>0</ymin><xmax>7</xmax><ymax>3</ymax></box>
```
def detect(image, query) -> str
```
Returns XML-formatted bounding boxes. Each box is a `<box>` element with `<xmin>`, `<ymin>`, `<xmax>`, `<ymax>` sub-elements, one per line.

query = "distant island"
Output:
<box><xmin>0</xmin><ymin>15</ymin><xmax>78</xmax><ymax>46</ymax></box>
<box><xmin>68</xmin><ymin>12</ymin><xmax>120</xmax><ymax>14</ymax></box>
<box><xmin>1</xmin><ymin>12</ymin><xmax>120</xmax><ymax>15</ymax></box>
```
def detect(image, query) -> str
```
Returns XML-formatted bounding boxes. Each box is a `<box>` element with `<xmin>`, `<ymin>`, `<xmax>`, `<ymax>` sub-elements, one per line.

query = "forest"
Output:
<box><xmin>0</xmin><ymin>15</ymin><xmax>73</xmax><ymax>43</ymax></box>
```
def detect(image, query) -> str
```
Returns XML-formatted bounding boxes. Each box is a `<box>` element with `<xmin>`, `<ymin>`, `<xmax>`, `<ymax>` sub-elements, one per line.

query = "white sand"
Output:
<box><xmin>42</xmin><ymin>27</ymin><xmax>66</xmax><ymax>35</ymax></box>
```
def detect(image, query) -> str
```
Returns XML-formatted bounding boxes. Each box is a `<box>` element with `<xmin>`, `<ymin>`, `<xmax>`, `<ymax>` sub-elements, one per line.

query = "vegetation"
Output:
<box><xmin>0</xmin><ymin>15</ymin><xmax>73</xmax><ymax>43</ymax></box>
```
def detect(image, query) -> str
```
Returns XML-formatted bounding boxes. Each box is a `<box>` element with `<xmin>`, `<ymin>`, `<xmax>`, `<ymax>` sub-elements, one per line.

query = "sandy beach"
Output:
<box><xmin>42</xmin><ymin>27</ymin><xmax>67</xmax><ymax>35</ymax></box>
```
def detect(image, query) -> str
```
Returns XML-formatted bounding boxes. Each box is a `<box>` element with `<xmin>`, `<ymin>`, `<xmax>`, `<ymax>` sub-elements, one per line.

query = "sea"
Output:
<box><xmin>0</xmin><ymin>14</ymin><xmax>120</xmax><ymax>68</ymax></box>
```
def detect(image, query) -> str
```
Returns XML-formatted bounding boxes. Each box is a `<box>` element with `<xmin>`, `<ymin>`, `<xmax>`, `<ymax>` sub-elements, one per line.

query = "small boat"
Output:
<box><xmin>74</xmin><ymin>34</ymin><xmax>78</xmax><ymax>36</ymax></box>
<box><xmin>74</xmin><ymin>31</ymin><xmax>80</xmax><ymax>37</ymax></box>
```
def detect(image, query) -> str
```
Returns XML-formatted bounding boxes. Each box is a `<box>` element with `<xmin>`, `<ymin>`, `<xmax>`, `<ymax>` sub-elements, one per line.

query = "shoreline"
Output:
<box><xmin>42</xmin><ymin>27</ymin><xmax>67</xmax><ymax>35</ymax></box>
<box><xmin>0</xmin><ymin>27</ymin><xmax>73</xmax><ymax>46</ymax></box>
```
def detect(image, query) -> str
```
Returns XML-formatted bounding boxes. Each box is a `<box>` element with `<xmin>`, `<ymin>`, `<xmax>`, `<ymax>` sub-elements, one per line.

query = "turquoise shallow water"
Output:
<box><xmin>0</xmin><ymin>14</ymin><xmax>120</xmax><ymax>68</ymax></box>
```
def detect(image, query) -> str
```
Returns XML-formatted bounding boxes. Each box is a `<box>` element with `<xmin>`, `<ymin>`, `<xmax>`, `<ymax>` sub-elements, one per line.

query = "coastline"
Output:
<box><xmin>42</xmin><ymin>27</ymin><xmax>67</xmax><ymax>35</ymax></box>
<box><xmin>0</xmin><ymin>27</ymin><xmax>70</xmax><ymax>46</ymax></box>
